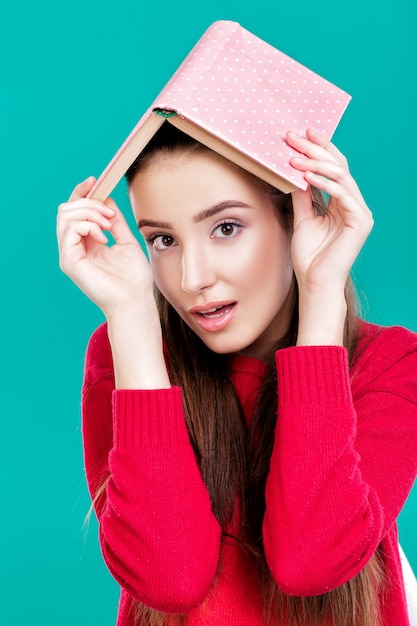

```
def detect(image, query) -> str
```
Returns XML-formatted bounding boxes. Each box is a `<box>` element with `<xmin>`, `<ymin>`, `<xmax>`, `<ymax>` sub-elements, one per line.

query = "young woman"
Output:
<box><xmin>57</xmin><ymin>123</ymin><xmax>417</xmax><ymax>626</ymax></box>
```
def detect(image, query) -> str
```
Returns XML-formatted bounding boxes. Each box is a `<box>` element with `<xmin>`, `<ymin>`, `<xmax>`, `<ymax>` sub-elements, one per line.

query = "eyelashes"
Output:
<box><xmin>144</xmin><ymin>233</ymin><xmax>175</xmax><ymax>250</ymax></box>
<box><xmin>213</xmin><ymin>219</ymin><xmax>242</xmax><ymax>239</ymax></box>
<box><xmin>143</xmin><ymin>219</ymin><xmax>244</xmax><ymax>251</ymax></box>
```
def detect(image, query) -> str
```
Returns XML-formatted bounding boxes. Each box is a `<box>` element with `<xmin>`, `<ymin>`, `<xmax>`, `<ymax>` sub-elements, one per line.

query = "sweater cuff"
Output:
<box><xmin>112</xmin><ymin>386</ymin><xmax>189</xmax><ymax>450</ymax></box>
<box><xmin>275</xmin><ymin>346</ymin><xmax>352</xmax><ymax>406</ymax></box>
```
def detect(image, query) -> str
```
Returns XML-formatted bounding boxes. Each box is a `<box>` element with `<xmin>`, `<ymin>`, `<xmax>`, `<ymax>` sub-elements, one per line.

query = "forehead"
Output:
<box><xmin>128</xmin><ymin>149</ymin><xmax>272</xmax><ymax>218</ymax></box>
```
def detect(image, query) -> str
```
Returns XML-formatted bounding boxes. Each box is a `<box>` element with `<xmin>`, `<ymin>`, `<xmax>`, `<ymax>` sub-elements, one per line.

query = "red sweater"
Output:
<box><xmin>82</xmin><ymin>321</ymin><xmax>417</xmax><ymax>625</ymax></box>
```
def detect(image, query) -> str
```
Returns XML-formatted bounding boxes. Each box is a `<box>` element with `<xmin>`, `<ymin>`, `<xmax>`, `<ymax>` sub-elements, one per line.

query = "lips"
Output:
<box><xmin>197</xmin><ymin>304</ymin><xmax>233</xmax><ymax>318</ymax></box>
<box><xmin>189</xmin><ymin>302</ymin><xmax>237</xmax><ymax>332</ymax></box>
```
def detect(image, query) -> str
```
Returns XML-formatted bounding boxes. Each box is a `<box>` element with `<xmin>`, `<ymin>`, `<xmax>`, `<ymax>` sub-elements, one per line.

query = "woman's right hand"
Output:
<box><xmin>57</xmin><ymin>177</ymin><xmax>155</xmax><ymax>318</ymax></box>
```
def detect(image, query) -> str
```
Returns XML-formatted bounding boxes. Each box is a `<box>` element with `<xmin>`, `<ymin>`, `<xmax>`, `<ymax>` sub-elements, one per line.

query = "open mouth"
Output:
<box><xmin>197</xmin><ymin>304</ymin><xmax>236</xmax><ymax>318</ymax></box>
<box><xmin>191</xmin><ymin>302</ymin><xmax>237</xmax><ymax>332</ymax></box>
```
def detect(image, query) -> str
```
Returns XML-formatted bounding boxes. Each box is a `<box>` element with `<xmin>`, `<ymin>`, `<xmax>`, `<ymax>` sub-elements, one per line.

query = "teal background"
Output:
<box><xmin>1</xmin><ymin>1</ymin><xmax>415</xmax><ymax>624</ymax></box>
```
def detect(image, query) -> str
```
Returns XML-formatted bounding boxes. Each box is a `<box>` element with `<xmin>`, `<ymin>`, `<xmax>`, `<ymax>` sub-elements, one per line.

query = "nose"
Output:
<box><xmin>181</xmin><ymin>245</ymin><xmax>216</xmax><ymax>294</ymax></box>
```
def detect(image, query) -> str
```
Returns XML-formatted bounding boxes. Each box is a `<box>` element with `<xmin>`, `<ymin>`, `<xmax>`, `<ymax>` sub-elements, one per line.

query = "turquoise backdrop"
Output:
<box><xmin>1</xmin><ymin>1</ymin><xmax>415</xmax><ymax>624</ymax></box>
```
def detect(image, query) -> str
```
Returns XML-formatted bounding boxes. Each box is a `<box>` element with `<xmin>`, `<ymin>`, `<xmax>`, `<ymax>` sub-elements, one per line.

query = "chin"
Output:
<box><xmin>197</xmin><ymin>333</ymin><xmax>259</xmax><ymax>357</ymax></box>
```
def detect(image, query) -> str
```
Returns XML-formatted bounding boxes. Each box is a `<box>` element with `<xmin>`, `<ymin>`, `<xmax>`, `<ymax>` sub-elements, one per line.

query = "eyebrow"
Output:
<box><xmin>137</xmin><ymin>201</ymin><xmax>253</xmax><ymax>230</ymax></box>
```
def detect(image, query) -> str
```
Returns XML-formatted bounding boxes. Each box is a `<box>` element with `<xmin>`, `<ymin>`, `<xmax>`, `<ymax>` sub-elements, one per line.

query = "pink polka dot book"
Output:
<box><xmin>89</xmin><ymin>20</ymin><xmax>351</xmax><ymax>200</ymax></box>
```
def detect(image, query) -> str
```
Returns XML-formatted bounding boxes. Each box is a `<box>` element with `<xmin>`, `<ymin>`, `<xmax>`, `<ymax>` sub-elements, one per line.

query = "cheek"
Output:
<box><xmin>237</xmin><ymin>228</ymin><xmax>292</xmax><ymax>287</ymax></box>
<box><xmin>149</xmin><ymin>257</ymin><xmax>181</xmax><ymax>304</ymax></box>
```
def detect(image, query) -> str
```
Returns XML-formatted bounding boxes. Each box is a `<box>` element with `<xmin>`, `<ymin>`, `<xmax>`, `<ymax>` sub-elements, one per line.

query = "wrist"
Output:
<box><xmin>296</xmin><ymin>287</ymin><xmax>347</xmax><ymax>347</ymax></box>
<box><xmin>102</xmin><ymin>281</ymin><xmax>157</xmax><ymax>321</ymax></box>
<box><xmin>105</xmin><ymin>296</ymin><xmax>161</xmax><ymax>329</ymax></box>
<box><xmin>106</xmin><ymin>302</ymin><xmax>171</xmax><ymax>390</ymax></box>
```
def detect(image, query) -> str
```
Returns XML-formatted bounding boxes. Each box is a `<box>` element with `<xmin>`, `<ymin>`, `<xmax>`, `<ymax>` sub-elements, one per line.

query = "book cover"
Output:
<box><xmin>89</xmin><ymin>20</ymin><xmax>351</xmax><ymax>200</ymax></box>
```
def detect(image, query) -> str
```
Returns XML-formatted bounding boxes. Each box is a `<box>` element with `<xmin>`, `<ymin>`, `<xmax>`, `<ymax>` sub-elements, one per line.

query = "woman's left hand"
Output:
<box><xmin>287</xmin><ymin>128</ymin><xmax>374</xmax><ymax>295</ymax></box>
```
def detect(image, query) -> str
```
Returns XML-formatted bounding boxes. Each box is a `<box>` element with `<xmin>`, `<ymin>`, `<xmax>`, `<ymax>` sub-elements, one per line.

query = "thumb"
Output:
<box><xmin>105</xmin><ymin>199</ymin><xmax>138</xmax><ymax>245</ymax></box>
<box><xmin>68</xmin><ymin>176</ymin><xmax>97</xmax><ymax>202</ymax></box>
<box><xmin>291</xmin><ymin>186</ymin><xmax>315</xmax><ymax>227</ymax></box>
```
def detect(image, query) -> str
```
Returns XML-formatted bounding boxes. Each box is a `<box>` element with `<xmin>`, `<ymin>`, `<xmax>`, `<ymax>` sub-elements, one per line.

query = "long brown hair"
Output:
<box><xmin>123</xmin><ymin>124</ymin><xmax>384</xmax><ymax>625</ymax></box>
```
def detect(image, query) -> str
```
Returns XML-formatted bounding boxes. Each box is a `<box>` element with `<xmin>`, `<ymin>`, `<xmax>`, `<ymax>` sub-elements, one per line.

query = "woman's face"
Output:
<box><xmin>129</xmin><ymin>150</ymin><xmax>294</xmax><ymax>360</ymax></box>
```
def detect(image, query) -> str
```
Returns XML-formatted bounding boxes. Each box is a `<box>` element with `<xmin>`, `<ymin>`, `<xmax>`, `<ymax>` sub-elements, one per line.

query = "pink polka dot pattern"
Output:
<box><xmin>153</xmin><ymin>20</ymin><xmax>351</xmax><ymax>190</ymax></box>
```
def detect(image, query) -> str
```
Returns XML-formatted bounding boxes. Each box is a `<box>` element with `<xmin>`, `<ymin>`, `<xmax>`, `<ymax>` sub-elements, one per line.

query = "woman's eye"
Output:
<box><xmin>147</xmin><ymin>234</ymin><xmax>176</xmax><ymax>250</ymax></box>
<box><xmin>214</xmin><ymin>222</ymin><xmax>240</xmax><ymax>238</ymax></box>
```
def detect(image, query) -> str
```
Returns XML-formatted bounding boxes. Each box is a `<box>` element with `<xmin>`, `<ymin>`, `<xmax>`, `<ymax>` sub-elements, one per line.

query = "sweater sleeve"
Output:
<box><xmin>81</xmin><ymin>324</ymin><xmax>222</xmax><ymax>613</ymax></box>
<box><xmin>262</xmin><ymin>325</ymin><xmax>417</xmax><ymax>596</ymax></box>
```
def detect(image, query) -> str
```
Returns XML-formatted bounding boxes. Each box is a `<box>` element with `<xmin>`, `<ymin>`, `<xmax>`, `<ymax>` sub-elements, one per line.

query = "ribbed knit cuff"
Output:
<box><xmin>112</xmin><ymin>386</ymin><xmax>189</xmax><ymax>450</ymax></box>
<box><xmin>275</xmin><ymin>346</ymin><xmax>352</xmax><ymax>407</ymax></box>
